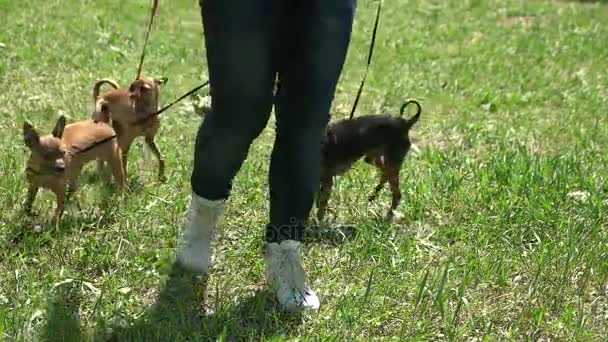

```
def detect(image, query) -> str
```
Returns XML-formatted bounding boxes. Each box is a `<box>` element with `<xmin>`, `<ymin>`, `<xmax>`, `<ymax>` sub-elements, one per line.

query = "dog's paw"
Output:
<box><xmin>410</xmin><ymin>143</ymin><xmax>421</xmax><ymax>156</ymax></box>
<box><xmin>384</xmin><ymin>210</ymin><xmax>404</xmax><ymax>222</ymax></box>
<box><xmin>392</xmin><ymin>210</ymin><xmax>404</xmax><ymax>221</ymax></box>
<box><xmin>33</xmin><ymin>223</ymin><xmax>43</xmax><ymax>233</ymax></box>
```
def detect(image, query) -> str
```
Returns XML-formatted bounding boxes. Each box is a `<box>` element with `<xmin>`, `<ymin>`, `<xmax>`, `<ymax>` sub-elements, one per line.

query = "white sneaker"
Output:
<box><xmin>264</xmin><ymin>240</ymin><xmax>320</xmax><ymax>312</ymax></box>
<box><xmin>176</xmin><ymin>192</ymin><xmax>225</xmax><ymax>274</ymax></box>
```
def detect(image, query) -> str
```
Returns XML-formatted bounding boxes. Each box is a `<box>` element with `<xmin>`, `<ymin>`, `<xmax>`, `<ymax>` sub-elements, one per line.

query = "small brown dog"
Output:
<box><xmin>317</xmin><ymin>100</ymin><xmax>422</xmax><ymax>222</ymax></box>
<box><xmin>23</xmin><ymin>115</ymin><xmax>125</xmax><ymax>224</ymax></box>
<box><xmin>91</xmin><ymin>76</ymin><xmax>167</xmax><ymax>181</ymax></box>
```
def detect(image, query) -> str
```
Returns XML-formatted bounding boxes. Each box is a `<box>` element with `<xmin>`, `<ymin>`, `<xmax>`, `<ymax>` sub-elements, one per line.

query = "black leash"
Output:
<box><xmin>135</xmin><ymin>0</ymin><xmax>159</xmax><ymax>80</ymax></box>
<box><xmin>132</xmin><ymin>80</ymin><xmax>210</xmax><ymax>126</ymax></box>
<box><xmin>348</xmin><ymin>0</ymin><xmax>383</xmax><ymax>120</ymax></box>
<box><xmin>69</xmin><ymin>135</ymin><xmax>117</xmax><ymax>155</ymax></box>
<box><xmin>129</xmin><ymin>1</ymin><xmax>382</xmax><ymax>126</ymax></box>
<box><xmin>26</xmin><ymin>134</ymin><xmax>117</xmax><ymax>178</ymax></box>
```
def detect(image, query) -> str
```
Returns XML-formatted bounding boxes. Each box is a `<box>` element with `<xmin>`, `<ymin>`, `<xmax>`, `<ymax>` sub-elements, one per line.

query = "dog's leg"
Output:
<box><xmin>66</xmin><ymin>171</ymin><xmax>80</xmax><ymax>196</ymax></box>
<box><xmin>121</xmin><ymin>146</ymin><xmax>130</xmax><ymax>180</ymax></box>
<box><xmin>385</xmin><ymin>165</ymin><xmax>402</xmax><ymax>222</ymax></box>
<box><xmin>96</xmin><ymin>158</ymin><xmax>111</xmax><ymax>182</ymax></box>
<box><xmin>24</xmin><ymin>186</ymin><xmax>39</xmax><ymax>215</ymax></box>
<box><xmin>51</xmin><ymin>187</ymin><xmax>65</xmax><ymax>226</ymax></box>
<box><xmin>368</xmin><ymin>174</ymin><xmax>387</xmax><ymax>202</ymax></box>
<box><xmin>316</xmin><ymin>176</ymin><xmax>333</xmax><ymax>221</ymax></box>
<box><xmin>64</xmin><ymin>160</ymin><xmax>84</xmax><ymax>205</ymax></box>
<box><xmin>108</xmin><ymin>146</ymin><xmax>126</xmax><ymax>189</ymax></box>
<box><xmin>144</xmin><ymin>135</ymin><xmax>165</xmax><ymax>181</ymax></box>
<box><xmin>367</xmin><ymin>156</ymin><xmax>387</xmax><ymax>202</ymax></box>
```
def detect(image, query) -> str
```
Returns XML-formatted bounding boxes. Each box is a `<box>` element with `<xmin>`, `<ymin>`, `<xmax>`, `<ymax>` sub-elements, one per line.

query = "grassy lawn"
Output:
<box><xmin>1</xmin><ymin>0</ymin><xmax>607</xmax><ymax>340</ymax></box>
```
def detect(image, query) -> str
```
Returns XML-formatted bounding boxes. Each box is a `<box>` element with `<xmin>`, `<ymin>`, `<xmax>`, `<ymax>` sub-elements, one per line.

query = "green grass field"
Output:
<box><xmin>1</xmin><ymin>0</ymin><xmax>607</xmax><ymax>340</ymax></box>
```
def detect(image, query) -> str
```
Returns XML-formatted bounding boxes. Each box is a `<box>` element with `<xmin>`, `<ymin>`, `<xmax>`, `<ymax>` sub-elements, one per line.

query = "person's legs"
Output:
<box><xmin>264</xmin><ymin>0</ymin><xmax>356</xmax><ymax>311</ymax></box>
<box><xmin>177</xmin><ymin>0</ymin><xmax>280</xmax><ymax>274</ymax></box>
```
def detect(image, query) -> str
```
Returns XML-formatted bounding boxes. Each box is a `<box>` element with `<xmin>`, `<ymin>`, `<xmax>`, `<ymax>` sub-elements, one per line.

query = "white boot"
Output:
<box><xmin>264</xmin><ymin>240</ymin><xmax>320</xmax><ymax>312</ymax></box>
<box><xmin>176</xmin><ymin>192</ymin><xmax>225</xmax><ymax>274</ymax></box>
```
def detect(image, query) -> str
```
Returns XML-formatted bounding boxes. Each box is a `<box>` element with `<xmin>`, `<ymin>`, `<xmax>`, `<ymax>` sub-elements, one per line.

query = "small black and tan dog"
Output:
<box><xmin>317</xmin><ymin>100</ymin><xmax>421</xmax><ymax>222</ymax></box>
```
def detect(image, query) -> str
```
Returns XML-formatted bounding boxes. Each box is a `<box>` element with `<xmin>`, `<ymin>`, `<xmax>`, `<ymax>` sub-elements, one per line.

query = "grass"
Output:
<box><xmin>1</xmin><ymin>0</ymin><xmax>607</xmax><ymax>340</ymax></box>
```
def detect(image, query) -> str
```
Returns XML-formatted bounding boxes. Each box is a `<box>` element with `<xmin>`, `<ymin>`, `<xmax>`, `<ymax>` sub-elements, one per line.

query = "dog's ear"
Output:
<box><xmin>23</xmin><ymin>122</ymin><xmax>40</xmax><ymax>148</ymax></box>
<box><xmin>155</xmin><ymin>77</ymin><xmax>168</xmax><ymax>86</ymax></box>
<box><xmin>52</xmin><ymin>116</ymin><xmax>66</xmax><ymax>138</ymax></box>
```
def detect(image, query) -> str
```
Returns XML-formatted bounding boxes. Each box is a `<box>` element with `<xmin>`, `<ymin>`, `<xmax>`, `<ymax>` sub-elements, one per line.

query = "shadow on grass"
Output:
<box><xmin>101</xmin><ymin>263</ymin><xmax>305</xmax><ymax>341</ymax></box>
<box><xmin>33</xmin><ymin>219</ymin><xmax>341</xmax><ymax>340</ymax></box>
<box><xmin>40</xmin><ymin>263</ymin><xmax>306</xmax><ymax>341</ymax></box>
<box><xmin>2</xmin><ymin>182</ymin><xmax>123</xmax><ymax>249</ymax></box>
<box><xmin>40</xmin><ymin>279</ymin><xmax>84</xmax><ymax>342</ymax></box>
<box><xmin>304</xmin><ymin>224</ymin><xmax>358</xmax><ymax>246</ymax></box>
<box><xmin>2</xmin><ymin>159</ymin><xmax>162</xmax><ymax>249</ymax></box>
<box><xmin>80</xmin><ymin>167</ymin><xmax>146</xmax><ymax>194</ymax></box>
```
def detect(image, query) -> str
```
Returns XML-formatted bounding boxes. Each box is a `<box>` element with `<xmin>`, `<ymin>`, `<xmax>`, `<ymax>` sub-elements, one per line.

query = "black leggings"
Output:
<box><xmin>191</xmin><ymin>0</ymin><xmax>356</xmax><ymax>242</ymax></box>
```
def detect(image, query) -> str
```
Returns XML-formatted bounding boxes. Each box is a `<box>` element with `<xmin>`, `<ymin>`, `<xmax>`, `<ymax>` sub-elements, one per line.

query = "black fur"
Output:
<box><xmin>317</xmin><ymin>100</ymin><xmax>421</xmax><ymax>222</ymax></box>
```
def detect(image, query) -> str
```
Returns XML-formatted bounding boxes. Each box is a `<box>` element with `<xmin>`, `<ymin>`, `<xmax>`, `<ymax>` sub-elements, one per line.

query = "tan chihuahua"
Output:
<box><xmin>91</xmin><ymin>76</ymin><xmax>167</xmax><ymax>181</ymax></box>
<box><xmin>23</xmin><ymin>115</ymin><xmax>125</xmax><ymax>224</ymax></box>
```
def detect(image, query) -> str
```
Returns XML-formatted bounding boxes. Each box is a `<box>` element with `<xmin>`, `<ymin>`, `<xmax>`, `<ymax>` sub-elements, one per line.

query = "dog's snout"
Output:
<box><xmin>55</xmin><ymin>158</ymin><xmax>65</xmax><ymax>171</ymax></box>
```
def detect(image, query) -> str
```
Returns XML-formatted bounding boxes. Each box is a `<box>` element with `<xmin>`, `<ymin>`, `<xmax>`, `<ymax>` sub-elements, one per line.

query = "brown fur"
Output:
<box><xmin>92</xmin><ymin>76</ymin><xmax>167</xmax><ymax>181</ymax></box>
<box><xmin>23</xmin><ymin>116</ymin><xmax>125</xmax><ymax>225</ymax></box>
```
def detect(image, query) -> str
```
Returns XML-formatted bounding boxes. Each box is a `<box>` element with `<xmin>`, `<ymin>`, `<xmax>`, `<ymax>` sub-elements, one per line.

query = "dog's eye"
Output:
<box><xmin>45</xmin><ymin>152</ymin><xmax>55</xmax><ymax>159</ymax></box>
<box><xmin>40</xmin><ymin>150</ymin><xmax>53</xmax><ymax>160</ymax></box>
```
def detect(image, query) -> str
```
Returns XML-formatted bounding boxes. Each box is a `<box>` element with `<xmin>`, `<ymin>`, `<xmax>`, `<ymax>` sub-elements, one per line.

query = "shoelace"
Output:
<box><xmin>282</xmin><ymin>247</ymin><xmax>306</xmax><ymax>299</ymax></box>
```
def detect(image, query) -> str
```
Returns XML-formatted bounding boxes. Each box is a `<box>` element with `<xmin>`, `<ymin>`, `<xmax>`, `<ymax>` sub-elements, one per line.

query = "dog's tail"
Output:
<box><xmin>400</xmin><ymin>99</ymin><xmax>422</xmax><ymax>127</ymax></box>
<box><xmin>92</xmin><ymin>79</ymin><xmax>120</xmax><ymax>101</ymax></box>
<box><xmin>92</xmin><ymin>79</ymin><xmax>119</xmax><ymax>122</ymax></box>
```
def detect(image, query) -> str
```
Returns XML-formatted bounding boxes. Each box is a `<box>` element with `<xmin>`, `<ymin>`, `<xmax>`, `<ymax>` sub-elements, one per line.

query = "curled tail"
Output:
<box><xmin>400</xmin><ymin>99</ymin><xmax>422</xmax><ymax>127</ymax></box>
<box><xmin>92</xmin><ymin>79</ymin><xmax>120</xmax><ymax>122</ymax></box>
<box><xmin>92</xmin><ymin>78</ymin><xmax>120</xmax><ymax>101</ymax></box>
<box><xmin>399</xmin><ymin>100</ymin><xmax>421</xmax><ymax>117</ymax></box>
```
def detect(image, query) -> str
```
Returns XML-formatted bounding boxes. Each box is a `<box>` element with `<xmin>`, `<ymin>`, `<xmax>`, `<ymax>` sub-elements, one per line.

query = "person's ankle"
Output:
<box><xmin>176</xmin><ymin>192</ymin><xmax>226</xmax><ymax>274</ymax></box>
